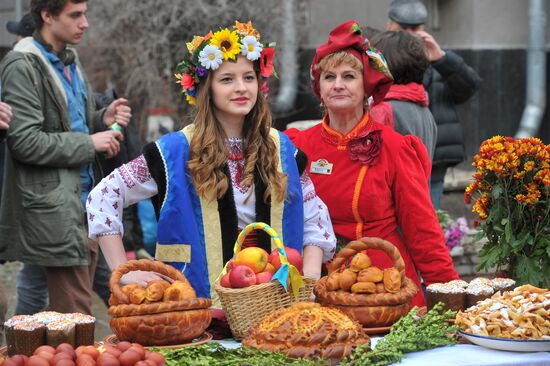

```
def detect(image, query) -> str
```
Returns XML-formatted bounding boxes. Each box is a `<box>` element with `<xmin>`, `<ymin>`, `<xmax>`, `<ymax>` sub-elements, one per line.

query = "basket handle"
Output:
<box><xmin>109</xmin><ymin>259</ymin><xmax>187</xmax><ymax>304</ymax></box>
<box><xmin>326</xmin><ymin>237</ymin><xmax>406</xmax><ymax>282</ymax></box>
<box><xmin>222</xmin><ymin>222</ymin><xmax>304</xmax><ymax>299</ymax></box>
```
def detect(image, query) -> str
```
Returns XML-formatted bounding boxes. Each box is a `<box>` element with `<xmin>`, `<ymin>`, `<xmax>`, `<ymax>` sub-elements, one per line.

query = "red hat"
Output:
<box><xmin>310</xmin><ymin>20</ymin><xmax>393</xmax><ymax>104</ymax></box>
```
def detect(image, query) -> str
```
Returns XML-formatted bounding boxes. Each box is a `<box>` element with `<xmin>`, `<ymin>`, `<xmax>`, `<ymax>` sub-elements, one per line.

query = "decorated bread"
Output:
<box><xmin>315</xmin><ymin>237</ymin><xmax>418</xmax><ymax>327</ymax></box>
<box><xmin>108</xmin><ymin>259</ymin><xmax>211</xmax><ymax>346</ymax></box>
<box><xmin>243</xmin><ymin>302</ymin><xmax>369</xmax><ymax>360</ymax></box>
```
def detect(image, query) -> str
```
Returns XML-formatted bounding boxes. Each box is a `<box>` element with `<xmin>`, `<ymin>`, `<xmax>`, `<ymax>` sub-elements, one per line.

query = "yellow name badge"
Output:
<box><xmin>310</xmin><ymin>159</ymin><xmax>333</xmax><ymax>175</ymax></box>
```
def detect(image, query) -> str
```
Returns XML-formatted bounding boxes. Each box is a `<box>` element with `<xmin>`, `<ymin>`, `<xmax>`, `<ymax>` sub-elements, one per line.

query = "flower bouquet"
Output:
<box><xmin>464</xmin><ymin>136</ymin><xmax>549</xmax><ymax>287</ymax></box>
<box><xmin>436</xmin><ymin>210</ymin><xmax>469</xmax><ymax>255</ymax></box>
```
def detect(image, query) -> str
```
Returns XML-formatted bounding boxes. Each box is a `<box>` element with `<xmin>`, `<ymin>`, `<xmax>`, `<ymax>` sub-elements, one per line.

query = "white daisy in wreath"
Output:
<box><xmin>199</xmin><ymin>45</ymin><xmax>223</xmax><ymax>70</ymax></box>
<box><xmin>240</xmin><ymin>36</ymin><xmax>263</xmax><ymax>61</ymax></box>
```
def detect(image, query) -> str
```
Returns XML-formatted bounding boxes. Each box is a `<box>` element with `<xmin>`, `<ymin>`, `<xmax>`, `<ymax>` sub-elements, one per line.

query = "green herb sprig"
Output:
<box><xmin>150</xmin><ymin>342</ymin><xmax>328</xmax><ymax>366</ymax></box>
<box><xmin>342</xmin><ymin>303</ymin><xmax>459</xmax><ymax>366</ymax></box>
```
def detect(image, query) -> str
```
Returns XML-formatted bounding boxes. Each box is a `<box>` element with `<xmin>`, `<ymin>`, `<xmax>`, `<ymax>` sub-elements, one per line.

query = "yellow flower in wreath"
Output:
<box><xmin>211</xmin><ymin>28</ymin><xmax>241</xmax><ymax>60</ymax></box>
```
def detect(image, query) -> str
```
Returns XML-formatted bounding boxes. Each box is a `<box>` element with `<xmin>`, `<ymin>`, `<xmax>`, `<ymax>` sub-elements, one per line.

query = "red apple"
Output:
<box><xmin>220</xmin><ymin>272</ymin><xmax>232</xmax><ymax>288</ymax></box>
<box><xmin>255</xmin><ymin>271</ymin><xmax>273</xmax><ymax>284</ymax></box>
<box><xmin>226</xmin><ymin>258</ymin><xmax>236</xmax><ymax>272</ymax></box>
<box><xmin>229</xmin><ymin>265</ymin><xmax>257</xmax><ymax>288</ymax></box>
<box><xmin>269</xmin><ymin>247</ymin><xmax>303</xmax><ymax>274</ymax></box>
<box><xmin>235</xmin><ymin>247</ymin><xmax>269</xmax><ymax>273</ymax></box>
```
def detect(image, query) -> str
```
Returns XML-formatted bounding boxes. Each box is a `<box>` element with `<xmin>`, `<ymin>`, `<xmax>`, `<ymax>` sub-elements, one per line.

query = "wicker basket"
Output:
<box><xmin>314</xmin><ymin>237</ymin><xmax>418</xmax><ymax>327</ymax></box>
<box><xmin>108</xmin><ymin>260</ymin><xmax>212</xmax><ymax>346</ymax></box>
<box><xmin>214</xmin><ymin>222</ymin><xmax>315</xmax><ymax>340</ymax></box>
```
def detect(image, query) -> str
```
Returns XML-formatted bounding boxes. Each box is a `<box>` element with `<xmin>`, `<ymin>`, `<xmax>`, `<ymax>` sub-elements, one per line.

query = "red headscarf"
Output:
<box><xmin>311</xmin><ymin>20</ymin><xmax>393</xmax><ymax>104</ymax></box>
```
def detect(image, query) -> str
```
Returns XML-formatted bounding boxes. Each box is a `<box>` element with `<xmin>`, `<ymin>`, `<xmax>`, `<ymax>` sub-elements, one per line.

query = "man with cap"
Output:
<box><xmin>387</xmin><ymin>0</ymin><xmax>482</xmax><ymax>210</ymax></box>
<box><xmin>6</xmin><ymin>13</ymin><xmax>35</xmax><ymax>42</ymax></box>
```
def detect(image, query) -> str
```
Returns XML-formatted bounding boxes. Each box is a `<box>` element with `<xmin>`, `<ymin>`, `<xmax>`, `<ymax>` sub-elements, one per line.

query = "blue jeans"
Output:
<box><xmin>15</xmin><ymin>263</ymin><xmax>48</xmax><ymax>315</ymax></box>
<box><xmin>92</xmin><ymin>252</ymin><xmax>111</xmax><ymax>307</ymax></box>
<box><xmin>430</xmin><ymin>179</ymin><xmax>444</xmax><ymax>211</ymax></box>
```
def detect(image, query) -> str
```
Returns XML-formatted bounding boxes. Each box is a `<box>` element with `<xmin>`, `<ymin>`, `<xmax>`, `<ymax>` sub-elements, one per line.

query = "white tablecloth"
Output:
<box><xmin>216</xmin><ymin>338</ymin><xmax>550</xmax><ymax>365</ymax></box>
<box><xmin>394</xmin><ymin>344</ymin><xmax>550</xmax><ymax>366</ymax></box>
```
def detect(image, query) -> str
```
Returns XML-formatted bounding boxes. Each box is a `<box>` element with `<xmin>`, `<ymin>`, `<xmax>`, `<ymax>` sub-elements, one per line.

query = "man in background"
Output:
<box><xmin>387</xmin><ymin>0</ymin><xmax>482</xmax><ymax>210</ymax></box>
<box><xmin>0</xmin><ymin>0</ymin><xmax>131</xmax><ymax>314</ymax></box>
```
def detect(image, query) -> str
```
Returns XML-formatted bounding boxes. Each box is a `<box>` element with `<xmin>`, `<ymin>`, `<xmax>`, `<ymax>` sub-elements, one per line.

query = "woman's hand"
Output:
<box><xmin>121</xmin><ymin>270</ymin><xmax>173</xmax><ymax>287</ymax></box>
<box><xmin>302</xmin><ymin>245</ymin><xmax>324</xmax><ymax>280</ymax></box>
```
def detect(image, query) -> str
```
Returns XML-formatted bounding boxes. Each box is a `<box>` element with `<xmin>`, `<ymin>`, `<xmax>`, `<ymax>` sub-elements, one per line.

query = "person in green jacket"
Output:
<box><xmin>0</xmin><ymin>100</ymin><xmax>12</xmax><ymax>344</ymax></box>
<box><xmin>0</xmin><ymin>0</ymin><xmax>131</xmax><ymax>315</ymax></box>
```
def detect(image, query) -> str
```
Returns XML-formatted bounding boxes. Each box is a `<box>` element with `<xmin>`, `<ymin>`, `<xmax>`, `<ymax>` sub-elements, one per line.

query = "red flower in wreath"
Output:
<box><xmin>260</xmin><ymin>47</ymin><xmax>275</xmax><ymax>78</ymax></box>
<box><xmin>347</xmin><ymin>130</ymin><xmax>382</xmax><ymax>166</ymax></box>
<box><xmin>180</xmin><ymin>73</ymin><xmax>195</xmax><ymax>90</ymax></box>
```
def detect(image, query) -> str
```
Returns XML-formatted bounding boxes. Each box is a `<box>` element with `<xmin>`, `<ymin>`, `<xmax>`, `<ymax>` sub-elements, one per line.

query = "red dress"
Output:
<box><xmin>287</xmin><ymin>113</ymin><xmax>458</xmax><ymax>306</ymax></box>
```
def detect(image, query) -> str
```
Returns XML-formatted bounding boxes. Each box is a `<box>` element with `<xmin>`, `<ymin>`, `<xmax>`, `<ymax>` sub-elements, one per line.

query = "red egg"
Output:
<box><xmin>75</xmin><ymin>354</ymin><xmax>96</xmax><ymax>366</ymax></box>
<box><xmin>56</xmin><ymin>344</ymin><xmax>76</xmax><ymax>359</ymax></box>
<box><xmin>115</xmin><ymin>342</ymin><xmax>131</xmax><ymax>352</ymax></box>
<box><xmin>27</xmin><ymin>355</ymin><xmax>50</xmax><ymax>366</ymax></box>
<box><xmin>81</xmin><ymin>346</ymin><xmax>99</xmax><ymax>360</ymax></box>
<box><xmin>5</xmin><ymin>355</ymin><xmax>26</xmax><ymax>366</ymax></box>
<box><xmin>36</xmin><ymin>351</ymin><xmax>54</xmax><ymax>363</ymax></box>
<box><xmin>118</xmin><ymin>350</ymin><xmax>141</xmax><ymax>366</ymax></box>
<box><xmin>52</xmin><ymin>352</ymin><xmax>73</xmax><ymax>365</ymax></box>
<box><xmin>127</xmin><ymin>347</ymin><xmax>144</xmax><ymax>360</ymax></box>
<box><xmin>146</xmin><ymin>352</ymin><xmax>165</xmax><ymax>366</ymax></box>
<box><xmin>2</xmin><ymin>358</ymin><xmax>22</xmax><ymax>366</ymax></box>
<box><xmin>34</xmin><ymin>345</ymin><xmax>56</xmax><ymax>355</ymax></box>
<box><xmin>54</xmin><ymin>359</ymin><xmax>76</xmax><ymax>366</ymax></box>
<box><xmin>133</xmin><ymin>362</ymin><xmax>150</xmax><ymax>366</ymax></box>
<box><xmin>95</xmin><ymin>354</ymin><xmax>120</xmax><ymax>366</ymax></box>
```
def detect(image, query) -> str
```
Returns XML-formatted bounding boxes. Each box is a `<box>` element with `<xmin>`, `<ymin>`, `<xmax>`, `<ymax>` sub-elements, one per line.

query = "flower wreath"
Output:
<box><xmin>175</xmin><ymin>21</ymin><xmax>276</xmax><ymax>106</ymax></box>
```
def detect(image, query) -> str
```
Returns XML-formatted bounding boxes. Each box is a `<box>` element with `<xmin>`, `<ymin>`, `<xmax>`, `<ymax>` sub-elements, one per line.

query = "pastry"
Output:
<box><xmin>163</xmin><ymin>280</ymin><xmax>197</xmax><ymax>301</ymax></box>
<box><xmin>13</xmin><ymin>321</ymin><xmax>45</xmax><ymax>356</ymax></box>
<box><xmin>357</xmin><ymin>267</ymin><xmax>383</xmax><ymax>283</ymax></box>
<box><xmin>145</xmin><ymin>280</ymin><xmax>170</xmax><ymax>302</ymax></box>
<box><xmin>351</xmin><ymin>281</ymin><xmax>376</xmax><ymax>294</ymax></box>
<box><xmin>466</xmin><ymin>283</ymin><xmax>494</xmax><ymax>308</ymax></box>
<box><xmin>426</xmin><ymin>283</ymin><xmax>466</xmax><ymax>312</ymax></box>
<box><xmin>243</xmin><ymin>302</ymin><xmax>369</xmax><ymax>360</ymax></box>
<box><xmin>46</xmin><ymin>320</ymin><xmax>76</xmax><ymax>347</ymax></box>
<box><xmin>491</xmin><ymin>278</ymin><xmax>516</xmax><ymax>293</ymax></box>
<box><xmin>108</xmin><ymin>259</ymin><xmax>211</xmax><ymax>346</ymax></box>
<box><xmin>383</xmin><ymin>267</ymin><xmax>401</xmax><ymax>293</ymax></box>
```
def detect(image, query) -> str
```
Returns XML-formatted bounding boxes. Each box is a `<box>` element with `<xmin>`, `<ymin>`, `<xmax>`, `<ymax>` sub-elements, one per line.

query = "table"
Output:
<box><xmin>216</xmin><ymin>338</ymin><xmax>550</xmax><ymax>365</ymax></box>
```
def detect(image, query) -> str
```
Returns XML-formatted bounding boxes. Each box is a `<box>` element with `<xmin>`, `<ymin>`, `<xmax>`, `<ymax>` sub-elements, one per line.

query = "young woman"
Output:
<box><xmin>87</xmin><ymin>22</ymin><xmax>335</xmax><ymax>299</ymax></box>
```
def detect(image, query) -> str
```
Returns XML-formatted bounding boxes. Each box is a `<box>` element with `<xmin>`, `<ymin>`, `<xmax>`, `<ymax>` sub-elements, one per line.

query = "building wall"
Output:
<box><xmin>0</xmin><ymin>0</ymin><xmax>547</xmax><ymax>156</ymax></box>
<box><xmin>284</xmin><ymin>0</ymin><xmax>550</xmax><ymax>159</ymax></box>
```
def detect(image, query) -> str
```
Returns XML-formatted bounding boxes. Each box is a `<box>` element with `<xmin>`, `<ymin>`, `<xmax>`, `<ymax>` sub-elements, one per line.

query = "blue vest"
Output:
<box><xmin>154</xmin><ymin>125</ymin><xmax>304</xmax><ymax>298</ymax></box>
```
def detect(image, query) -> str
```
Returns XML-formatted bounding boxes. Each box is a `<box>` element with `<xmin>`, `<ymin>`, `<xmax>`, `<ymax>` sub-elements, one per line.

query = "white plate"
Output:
<box><xmin>458</xmin><ymin>330</ymin><xmax>550</xmax><ymax>352</ymax></box>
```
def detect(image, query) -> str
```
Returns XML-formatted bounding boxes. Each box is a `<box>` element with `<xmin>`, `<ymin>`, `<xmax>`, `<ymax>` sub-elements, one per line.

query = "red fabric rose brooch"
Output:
<box><xmin>347</xmin><ymin>130</ymin><xmax>382</xmax><ymax>166</ymax></box>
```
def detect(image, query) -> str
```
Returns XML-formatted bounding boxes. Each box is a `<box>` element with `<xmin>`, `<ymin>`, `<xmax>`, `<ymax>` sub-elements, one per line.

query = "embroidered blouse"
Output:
<box><xmin>87</xmin><ymin>137</ymin><xmax>336</xmax><ymax>262</ymax></box>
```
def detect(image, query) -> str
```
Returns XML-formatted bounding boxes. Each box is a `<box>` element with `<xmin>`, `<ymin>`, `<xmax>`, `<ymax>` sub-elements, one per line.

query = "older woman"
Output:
<box><xmin>287</xmin><ymin>20</ymin><xmax>458</xmax><ymax>306</ymax></box>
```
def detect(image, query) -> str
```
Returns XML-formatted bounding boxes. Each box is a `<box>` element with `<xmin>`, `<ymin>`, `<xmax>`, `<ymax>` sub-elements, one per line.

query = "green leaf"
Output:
<box><xmin>504</xmin><ymin>221</ymin><xmax>512</xmax><ymax>242</ymax></box>
<box><xmin>492</xmin><ymin>185</ymin><xmax>502</xmax><ymax>199</ymax></box>
<box><xmin>515</xmin><ymin>256</ymin><xmax>543</xmax><ymax>286</ymax></box>
<box><xmin>501</xmin><ymin>218</ymin><xmax>509</xmax><ymax>225</ymax></box>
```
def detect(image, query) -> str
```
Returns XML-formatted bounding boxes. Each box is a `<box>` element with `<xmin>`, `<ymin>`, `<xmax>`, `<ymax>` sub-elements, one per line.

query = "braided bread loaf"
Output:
<box><xmin>242</xmin><ymin>302</ymin><xmax>369</xmax><ymax>360</ymax></box>
<box><xmin>108</xmin><ymin>260</ymin><xmax>212</xmax><ymax>346</ymax></box>
<box><xmin>109</xmin><ymin>309</ymin><xmax>211</xmax><ymax>345</ymax></box>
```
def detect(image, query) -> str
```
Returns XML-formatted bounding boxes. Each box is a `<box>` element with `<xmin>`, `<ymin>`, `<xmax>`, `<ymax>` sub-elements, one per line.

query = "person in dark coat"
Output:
<box><xmin>387</xmin><ymin>0</ymin><xmax>482</xmax><ymax>209</ymax></box>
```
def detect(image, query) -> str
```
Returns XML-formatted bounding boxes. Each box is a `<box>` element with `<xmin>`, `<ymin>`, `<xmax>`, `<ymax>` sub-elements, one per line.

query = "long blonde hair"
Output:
<box><xmin>187</xmin><ymin>64</ymin><xmax>287</xmax><ymax>202</ymax></box>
